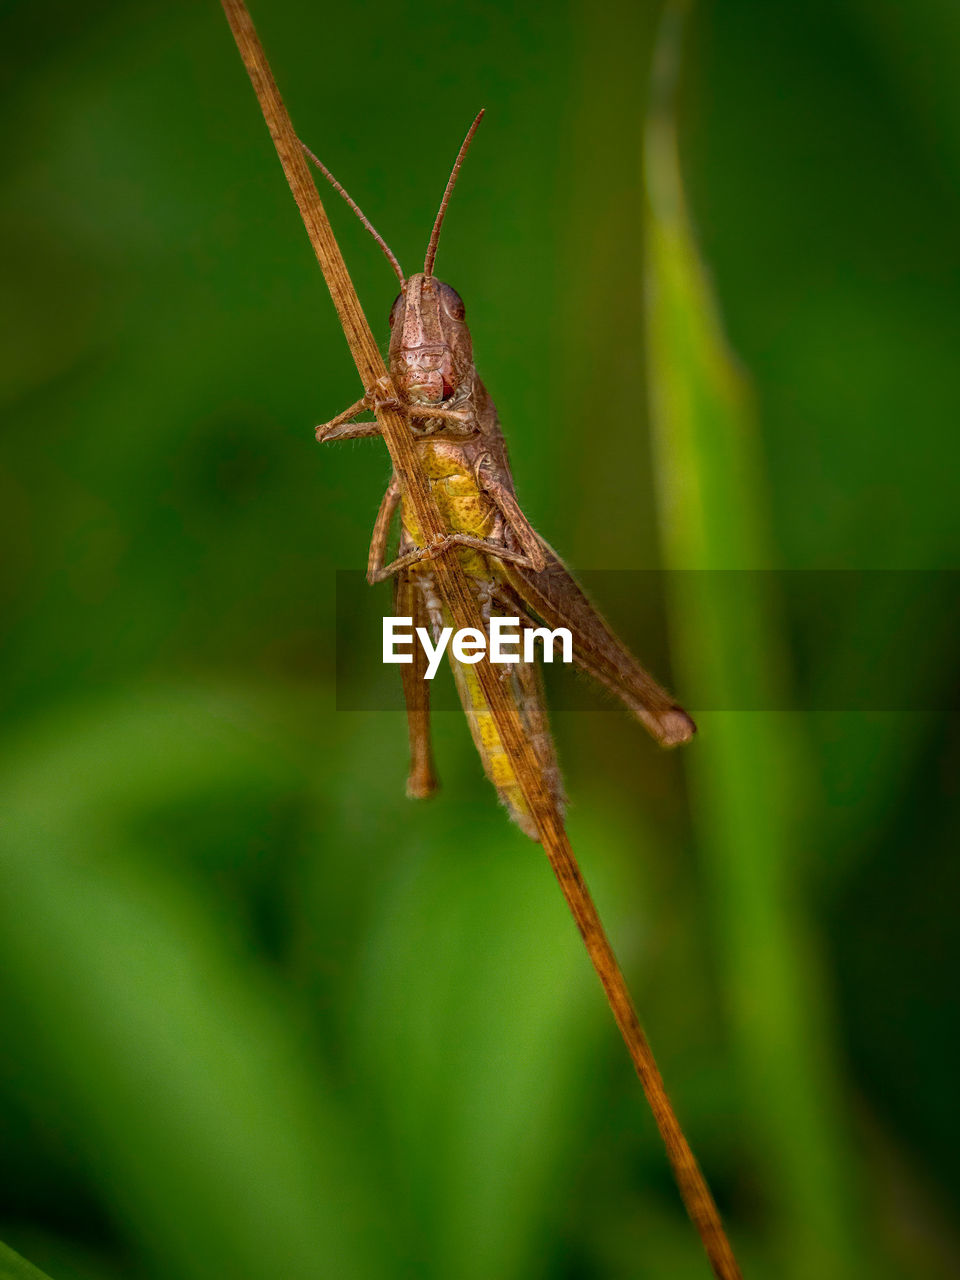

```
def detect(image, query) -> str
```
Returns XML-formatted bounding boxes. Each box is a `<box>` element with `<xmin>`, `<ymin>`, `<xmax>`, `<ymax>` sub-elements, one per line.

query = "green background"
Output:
<box><xmin>2</xmin><ymin>1</ymin><xmax>958</xmax><ymax>1277</ymax></box>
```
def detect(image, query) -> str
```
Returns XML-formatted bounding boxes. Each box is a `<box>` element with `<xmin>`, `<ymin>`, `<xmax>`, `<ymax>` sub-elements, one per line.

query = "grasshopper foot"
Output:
<box><xmin>655</xmin><ymin>707</ymin><xmax>697</xmax><ymax>747</ymax></box>
<box><xmin>406</xmin><ymin>766</ymin><xmax>439</xmax><ymax>799</ymax></box>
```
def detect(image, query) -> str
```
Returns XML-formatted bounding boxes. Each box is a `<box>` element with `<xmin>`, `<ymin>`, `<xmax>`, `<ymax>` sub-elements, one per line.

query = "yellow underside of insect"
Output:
<box><xmin>452</xmin><ymin>648</ymin><xmax>537</xmax><ymax>836</ymax></box>
<box><xmin>402</xmin><ymin>441</ymin><xmax>495</xmax><ymax>569</ymax></box>
<box><xmin>402</xmin><ymin>443</ymin><xmax>547</xmax><ymax>837</ymax></box>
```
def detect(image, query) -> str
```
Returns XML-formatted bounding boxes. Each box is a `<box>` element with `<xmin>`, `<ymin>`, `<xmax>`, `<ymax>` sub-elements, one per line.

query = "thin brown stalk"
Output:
<box><xmin>219</xmin><ymin>5</ymin><xmax>742</xmax><ymax>1276</ymax></box>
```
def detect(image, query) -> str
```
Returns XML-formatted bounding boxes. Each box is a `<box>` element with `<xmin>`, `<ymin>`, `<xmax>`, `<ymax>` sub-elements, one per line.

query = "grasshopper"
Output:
<box><xmin>307</xmin><ymin>112</ymin><xmax>695</xmax><ymax>837</ymax></box>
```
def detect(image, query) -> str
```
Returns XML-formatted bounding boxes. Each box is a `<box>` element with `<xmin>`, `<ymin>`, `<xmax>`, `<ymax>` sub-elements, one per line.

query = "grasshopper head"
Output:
<box><xmin>383</xmin><ymin>110</ymin><xmax>484</xmax><ymax>407</ymax></box>
<box><xmin>387</xmin><ymin>273</ymin><xmax>473</xmax><ymax>405</ymax></box>
<box><xmin>302</xmin><ymin>111</ymin><xmax>484</xmax><ymax>409</ymax></box>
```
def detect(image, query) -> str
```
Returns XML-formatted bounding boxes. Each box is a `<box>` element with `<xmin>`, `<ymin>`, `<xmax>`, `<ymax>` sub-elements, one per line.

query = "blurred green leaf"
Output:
<box><xmin>351</xmin><ymin>826</ymin><xmax>606</xmax><ymax>1280</ymax></box>
<box><xmin>0</xmin><ymin>1241</ymin><xmax>54</xmax><ymax>1280</ymax></box>
<box><xmin>643</xmin><ymin>7</ymin><xmax>868</xmax><ymax>1276</ymax></box>
<box><xmin>0</xmin><ymin>690</ymin><xmax>387</xmax><ymax>1280</ymax></box>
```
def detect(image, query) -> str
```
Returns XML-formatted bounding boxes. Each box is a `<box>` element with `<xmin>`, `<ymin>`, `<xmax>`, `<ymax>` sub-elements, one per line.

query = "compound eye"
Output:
<box><xmin>438</xmin><ymin>282</ymin><xmax>465</xmax><ymax>321</ymax></box>
<box><xmin>388</xmin><ymin>293</ymin><xmax>403</xmax><ymax>328</ymax></box>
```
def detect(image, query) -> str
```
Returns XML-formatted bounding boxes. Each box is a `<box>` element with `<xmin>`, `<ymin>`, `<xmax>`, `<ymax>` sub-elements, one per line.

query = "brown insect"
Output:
<box><xmin>307</xmin><ymin>112</ymin><xmax>695</xmax><ymax>836</ymax></box>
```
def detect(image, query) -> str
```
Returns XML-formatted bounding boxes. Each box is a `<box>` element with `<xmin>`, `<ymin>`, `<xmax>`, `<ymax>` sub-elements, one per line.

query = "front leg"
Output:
<box><xmin>376</xmin><ymin>397</ymin><xmax>473</xmax><ymax>430</ymax></box>
<box><xmin>317</xmin><ymin>382</ymin><xmax>474</xmax><ymax>444</ymax></box>
<box><xmin>315</xmin><ymin>395</ymin><xmax>382</xmax><ymax>444</ymax></box>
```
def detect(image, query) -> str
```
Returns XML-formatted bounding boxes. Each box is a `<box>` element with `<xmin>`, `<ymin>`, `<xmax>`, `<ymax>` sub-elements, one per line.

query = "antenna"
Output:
<box><xmin>423</xmin><ymin>109</ymin><xmax>485</xmax><ymax>276</ymax></box>
<box><xmin>300</xmin><ymin>141</ymin><xmax>405</xmax><ymax>285</ymax></box>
